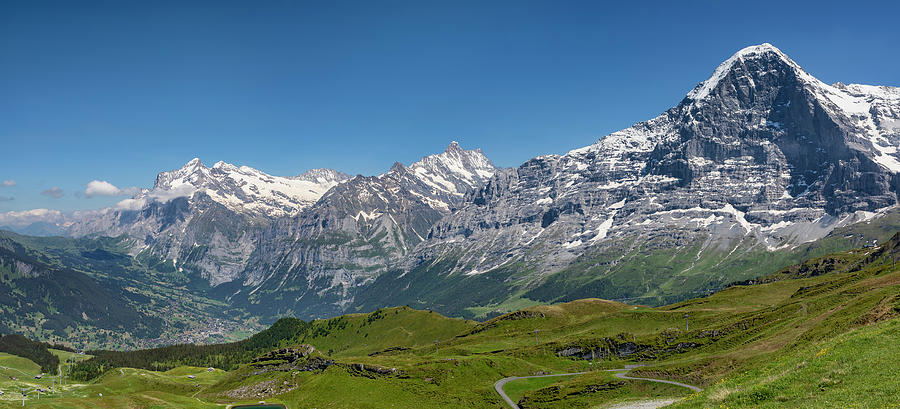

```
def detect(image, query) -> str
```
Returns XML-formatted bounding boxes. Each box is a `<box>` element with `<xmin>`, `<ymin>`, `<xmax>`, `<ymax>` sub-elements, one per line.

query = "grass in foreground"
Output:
<box><xmin>668</xmin><ymin>316</ymin><xmax>900</xmax><ymax>409</ymax></box>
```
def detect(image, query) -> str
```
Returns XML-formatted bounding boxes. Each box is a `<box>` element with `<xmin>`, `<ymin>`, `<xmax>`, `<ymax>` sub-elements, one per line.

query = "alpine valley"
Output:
<box><xmin>2</xmin><ymin>43</ymin><xmax>899</xmax><ymax>350</ymax></box>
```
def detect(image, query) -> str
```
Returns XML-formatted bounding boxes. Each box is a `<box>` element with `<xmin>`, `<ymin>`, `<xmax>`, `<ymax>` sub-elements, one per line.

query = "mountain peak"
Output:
<box><xmin>680</xmin><ymin>44</ymin><xmax>899</xmax><ymax>172</ymax></box>
<box><xmin>404</xmin><ymin>143</ymin><xmax>497</xmax><ymax>199</ymax></box>
<box><xmin>184</xmin><ymin>157</ymin><xmax>203</xmax><ymax>168</ymax></box>
<box><xmin>734</xmin><ymin>42</ymin><xmax>781</xmax><ymax>58</ymax></box>
<box><xmin>446</xmin><ymin>141</ymin><xmax>463</xmax><ymax>153</ymax></box>
<box><xmin>687</xmin><ymin>43</ymin><xmax>799</xmax><ymax>101</ymax></box>
<box><xmin>153</xmin><ymin>158</ymin><xmax>210</xmax><ymax>191</ymax></box>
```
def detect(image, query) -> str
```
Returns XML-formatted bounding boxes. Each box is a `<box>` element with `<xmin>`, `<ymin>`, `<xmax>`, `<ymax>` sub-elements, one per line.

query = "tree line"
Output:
<box><xmin>0</xmin><ymin>333</ymin><xmax>60</xmax><ymax>373</ymax></box>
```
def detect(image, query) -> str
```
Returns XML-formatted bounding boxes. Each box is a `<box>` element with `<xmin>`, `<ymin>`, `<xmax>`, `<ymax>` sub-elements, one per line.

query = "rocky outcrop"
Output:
<box><xmin>252</xmin><ymin>345</ymin><xmax>317</xmax><ymax>363</ymax></box>
<box><xmin>249</xmin><ymin>345</ymin><xmax>334</xmax><ymax>375</ymax></box>
<box><xmin>347</xmin><ymin>363</ymin><xmax>403</xmax><ymax>378</ymax></box>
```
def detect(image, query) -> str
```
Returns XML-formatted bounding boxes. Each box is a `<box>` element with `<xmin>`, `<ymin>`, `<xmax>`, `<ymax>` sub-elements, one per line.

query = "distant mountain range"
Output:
<box><xmin>1</xmin><ymin>43</ymin><xmax>898</xmax><ymax>347</ymax></box>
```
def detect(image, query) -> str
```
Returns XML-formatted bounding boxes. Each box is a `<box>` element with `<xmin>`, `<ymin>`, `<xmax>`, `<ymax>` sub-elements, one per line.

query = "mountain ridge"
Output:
<box><xmin>350</xmin><ymin>43</ymin><xmax>900</xmax><ymax>317</ymax></box>
<box><xmin>2</xmin><ymin>43</ymin><xmax>899</xmax><ymax>331</ymax></box>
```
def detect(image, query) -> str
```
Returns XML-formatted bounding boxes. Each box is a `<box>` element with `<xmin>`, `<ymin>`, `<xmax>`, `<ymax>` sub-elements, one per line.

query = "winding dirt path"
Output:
<box><xmin>493</xmin><ymin>365</ymin><xmax>700</xmax><ymax>409</ymax></box>
<box><xmin>612</xmin><ymin>366</ymin><xmax>700</xmax><ymax>392</ymax></box>
<box><xmin>494</xmin><ymin>372</ymin><xmax>587</xmax><ymax>409</ymax></box>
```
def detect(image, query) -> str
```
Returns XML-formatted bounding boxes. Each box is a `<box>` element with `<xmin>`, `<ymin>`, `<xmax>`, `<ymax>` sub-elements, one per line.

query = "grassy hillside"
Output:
<box><xmin>3</xmin><ymin>232</ymin><xmax>899</xmax><ymax>408</ymax></box>
<box><xmin>289</xmin><ymin>306</ymin><xmax>476</xmax><ymax>357</ymax></box>
<box><xmin>70</xmin><ymin>306</ymin><xmax>474</xmax><ymax>379</ymax></box>
<box><xmin>210</xmin><ymin>231</ymin><xmax>900</xmax><ymax>408</ymax></box>
<box><xmin>0</xmin><ymin>334</ymin><xmax>58</xmax><ymax>373</ymax></box>
<box><xmin>668</xmin><ymin>317</ymin><xmax>900</xmax><ymax>408</ymax></box>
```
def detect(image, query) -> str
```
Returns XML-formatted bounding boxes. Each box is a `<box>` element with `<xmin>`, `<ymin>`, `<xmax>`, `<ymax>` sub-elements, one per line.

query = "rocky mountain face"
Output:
<box><xmin>352</xmin><ymin>44</ymin><xmax>900</xmax><ymax>315</ymax></box>
<box><xmin>39</xmin><ymin>43</ymin><xmax>900</xmax><ymax>325</ymax></box>
<box><xmin>423</xmin><ymin>44</ymin><xmax>898</xmax><ymax>269</ymax></box>
<box><xmin>229</xmin><ymin>143</ymin><xmax>498</xmax><ymax>318</ymax></box>
<box><xmin>67</xmin><ymin>159</ymin><xmax>350</xmax><ymax>286</ymax></box>
<box><xmin>63</xmin><ymin>143</ymin><xmax>498</xmax><ymax>318</ymax></box>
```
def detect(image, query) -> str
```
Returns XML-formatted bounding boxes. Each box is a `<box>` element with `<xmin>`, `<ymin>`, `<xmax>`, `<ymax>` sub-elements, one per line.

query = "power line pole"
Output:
<box><xmin>684</xmin><ymin>314</ymin><xmax>690</xmax><ymax>332</ymax></box>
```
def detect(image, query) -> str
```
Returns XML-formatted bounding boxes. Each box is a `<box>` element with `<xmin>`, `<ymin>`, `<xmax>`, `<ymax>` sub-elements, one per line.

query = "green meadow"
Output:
<box><xmin>1</xmin><ymin>234</ymin><xmax>898</xmax><ymax>408</ymax></box>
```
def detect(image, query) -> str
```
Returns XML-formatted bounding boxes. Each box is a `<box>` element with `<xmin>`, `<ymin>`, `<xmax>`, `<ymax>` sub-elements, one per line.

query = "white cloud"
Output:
<box><xmin>110</xmin><ymin>185</ymin><xmax>193</xmax><ymax>211</ymax></box>
<box><xmin>0</xmin><ymin>209</ymin><xmax>65</xmax><ymax>227</ymax></box>
<box><xmin>85</xmin><ymin>180</ymin><xmax>142</xmax><ymax>198</ymax></box>
<box><xmin>1</xmin><ymin>180</ymin><xmax>15</xmax><ymax>187</ymax></box>
<box><xmin>115</xmin><ymin>198</ymin><xmax>147</xmax><ymax>210</ymax></box>
<box><xmin>82</xmin><ymin>179</ymin><xmax>191</xmax><ymax>211</ymax></box>
<box><xmin>148</xmin><ymin>185</ymin><xmax>196</xmax><ymax>202</ymax></box>
<box><xmin>85</xmin><ymin>180</ymin><xmax>120</xmax><ymax>197</ymax></box>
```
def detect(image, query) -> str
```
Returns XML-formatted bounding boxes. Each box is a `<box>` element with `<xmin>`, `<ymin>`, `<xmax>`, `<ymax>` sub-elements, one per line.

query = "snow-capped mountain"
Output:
<box><xmin>350</xmin><ymin>43</ymin><xmax>900</xmax><ymax>314</ymax></box>
<box><xmin>50</xmin><ymin>44</ymin><xmax>900</xmax><ymax>322</ymax></box>
<box><xmin>140</xmin><ymin>158</ymin><xmax>350</xmax><ymax>218</ymax></box>
<box><xmin>407</xmin><ymin>141</ymin><xmax>498</xmax><ymax>210</ymax></box>
<box><xmin>68</xmin><ymin>160</ymin><xmax>351</xmax><ymax>285</ymax></box>
<box><xmin>230</xmin><ymin>143</ymin><xmax>498</xmax><ymax>317</ymax></box>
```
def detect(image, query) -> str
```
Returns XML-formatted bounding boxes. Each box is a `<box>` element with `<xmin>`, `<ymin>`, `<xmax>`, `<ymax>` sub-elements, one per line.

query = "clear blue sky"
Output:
<box><xmin>1</xmin><ymin>0</ymin><xmax>898</xmax><ymax>212</ymax></box>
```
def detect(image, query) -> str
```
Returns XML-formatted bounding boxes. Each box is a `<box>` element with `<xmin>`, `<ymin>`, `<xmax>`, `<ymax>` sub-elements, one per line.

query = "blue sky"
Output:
<box><xmin>1</xmin><ymin>0</ymin><xmax>898</xmax><ymax>213</ymax></box>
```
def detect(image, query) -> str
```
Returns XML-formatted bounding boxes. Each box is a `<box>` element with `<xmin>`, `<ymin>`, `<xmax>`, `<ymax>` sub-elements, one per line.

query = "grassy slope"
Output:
<box><xmin>50</xmin><ymin>349</ymin><xmax>91</xmax><ymax>365</ymax></box>
<box><xmin>197</xmin><ymin>236</ymin><xmax>897</xmax><ymax>408</ymax></box>
<box><xmin>0</xmin><ymin>365</ymin><xmax>226</xmax><ymax>408</ymax></box>
<box><xmin>69</xmin><ymin>306</ymin><xmax>475</xmax><ymax>378</ymax></box>
<box><xmin>0</xmin><ymin>352</ymin><xmax>42</xmax><ymax>378</ymax></box>
<box><xmin>0</xmin><ymin>349</ymin><xmax>93</xmax><ymax>406</ymax></box>
<box><xmin>624</xmin><ymin>241</ymin><xmax>900</xmax><ymax>386</ymax></box>
<box><xmin>295</xmin><ymin>306</ymin><xmax>477</xmax><ymax>357</ymax></box>
<box><xmin>316</xmin><ymin>234</ymin><xmax>899</xmax><ymax>407</ymax></box>
<box><xmin>2</xmin><ymin>232</ymin><xmax>899</xmax><ymax>408</ymax></box>
<box><xmin>668</xmin><ymin>317</ymin><xmax>900</xmax><ymax>409</ymax></box>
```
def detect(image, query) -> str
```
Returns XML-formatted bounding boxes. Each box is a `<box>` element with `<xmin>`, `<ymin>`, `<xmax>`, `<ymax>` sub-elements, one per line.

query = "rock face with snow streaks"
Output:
<box><xmin>351</xmin><ymin>44</ymin><xmax>899</xmax><ymax>314</ymax></box>
<box><xmin>232</xmin><ymin>143</ymin><xmax>498</xmax><ymax>317</ymax></box>
<box><xmin>68</xmin><ymin>159</ymin><xmax>351</xmax><ymax>286</ymax></box>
